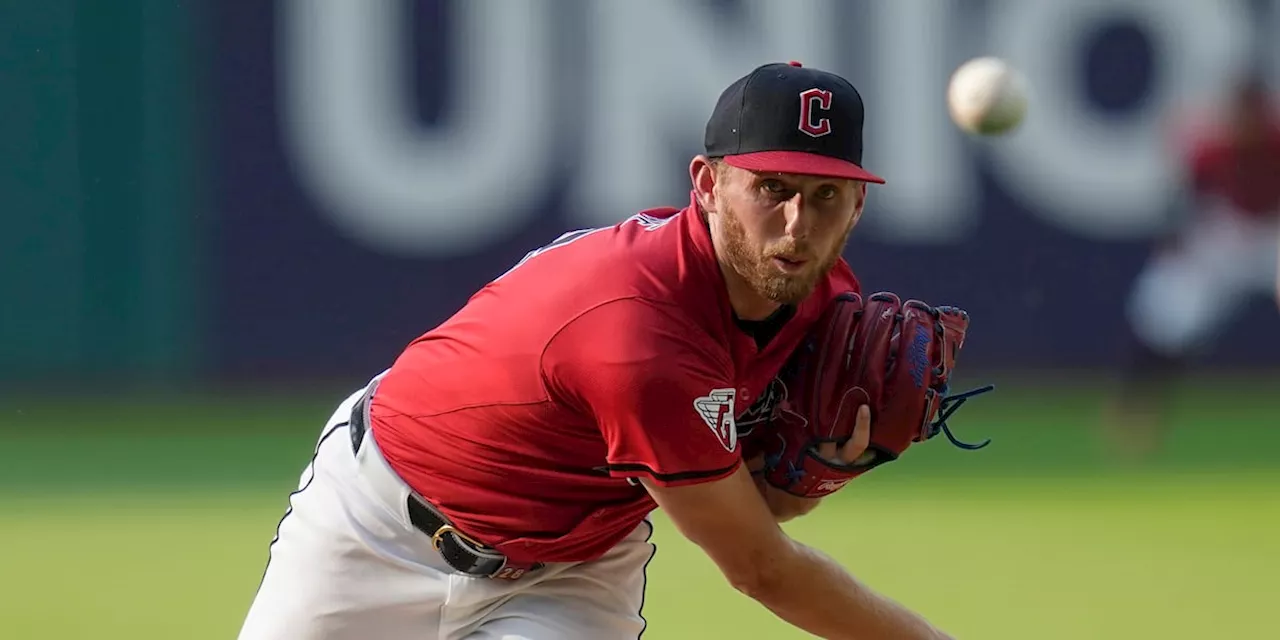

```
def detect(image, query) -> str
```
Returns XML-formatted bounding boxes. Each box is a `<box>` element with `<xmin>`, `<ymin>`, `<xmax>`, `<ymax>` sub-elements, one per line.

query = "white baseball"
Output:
<box><xmin>947</xmin><ymin>56</ymin><xmax>1029</xmax><ymax>136</ymax></box>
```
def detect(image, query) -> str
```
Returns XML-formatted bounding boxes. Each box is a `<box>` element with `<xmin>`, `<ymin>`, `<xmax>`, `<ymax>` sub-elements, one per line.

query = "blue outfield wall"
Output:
<box><xmin>4</xmin><ymin>1</ymin><xmax>1278</xmax><ymax>387</ymax></box>
<box><xmin>209</xmin><ymin>1</ymin><xmax>1280</xmax><ymax>379</ymax></box>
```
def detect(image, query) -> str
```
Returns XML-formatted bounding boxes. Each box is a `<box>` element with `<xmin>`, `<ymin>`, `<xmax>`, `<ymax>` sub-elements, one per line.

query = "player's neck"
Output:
<box><xmin>720</xmin><ymin>267</ymin><xmax>783</xmax><ymax>321</ymax></box>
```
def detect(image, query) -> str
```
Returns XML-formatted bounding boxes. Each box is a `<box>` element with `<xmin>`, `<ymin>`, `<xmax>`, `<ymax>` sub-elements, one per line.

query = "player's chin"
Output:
<box><xmin>757</xmin><ymin>274</ymin><xmax>819</xmax><ymax>305</ymax></box>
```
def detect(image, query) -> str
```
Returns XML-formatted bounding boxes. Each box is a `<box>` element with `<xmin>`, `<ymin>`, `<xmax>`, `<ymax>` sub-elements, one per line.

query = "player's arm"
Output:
<box><xmin>642</xmin><ymin>435</ymin><xmax>952</xmax><ymax>640</ymax></box>
<box><xmin>746</xmin><ymin>453</ymin><xmax>825</xmax><ymax>522</ymax></box>
<box><xmin>545</xmin><ymin>299</ymin><xmax>948</xmax><ymax>637</ymax></box>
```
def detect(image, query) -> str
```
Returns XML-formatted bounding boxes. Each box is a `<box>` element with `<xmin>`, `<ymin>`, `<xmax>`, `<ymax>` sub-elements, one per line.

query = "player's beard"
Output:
<box><xmin>719</xmin><ymin>203</ymin><xmax>854</xmax><ymax>305</ymax></box>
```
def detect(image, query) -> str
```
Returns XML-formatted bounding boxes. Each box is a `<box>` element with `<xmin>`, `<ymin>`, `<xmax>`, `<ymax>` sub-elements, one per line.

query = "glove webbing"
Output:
<box><xmin>929</xmin><ymin>383</ymin><xmax>996</xmax><ymax>450</ymax></box>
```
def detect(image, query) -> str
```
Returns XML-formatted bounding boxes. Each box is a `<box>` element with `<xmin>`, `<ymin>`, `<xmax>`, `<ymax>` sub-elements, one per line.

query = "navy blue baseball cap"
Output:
<box><xmin>705</xmin><ymin>61</ymin><xmax>885</xmax><ymax>184</ymax></box>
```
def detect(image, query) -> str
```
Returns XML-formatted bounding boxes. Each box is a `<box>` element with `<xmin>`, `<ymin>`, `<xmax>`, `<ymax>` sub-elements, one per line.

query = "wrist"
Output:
<box><xmin>763</xmin><ymin>484</ymin><xmax>822</xmax><ymax>522</ymax></box>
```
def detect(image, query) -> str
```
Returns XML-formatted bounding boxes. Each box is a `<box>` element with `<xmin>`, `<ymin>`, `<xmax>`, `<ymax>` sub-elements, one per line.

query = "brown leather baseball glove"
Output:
<box><xmin>758</xmin><ymin>291</ymin><xmax>994</xmax><ymax>498</ymax></box>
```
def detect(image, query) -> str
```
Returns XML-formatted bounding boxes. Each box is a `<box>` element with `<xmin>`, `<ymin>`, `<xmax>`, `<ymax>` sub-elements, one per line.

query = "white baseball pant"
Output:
<box><xmin>237</xmin><ymin>383</ymin><xmax>656</xmax><ymax>640</ymax></box>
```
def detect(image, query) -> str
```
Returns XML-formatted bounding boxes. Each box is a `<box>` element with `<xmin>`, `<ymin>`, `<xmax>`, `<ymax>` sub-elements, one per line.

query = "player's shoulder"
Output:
<box><xmin>497</xmin><ymin>197</ymin><xmax>730</xmax><ymax>351</ymax></box>
<box><xmin>542</xmin><ymin>295</ymin><xmax>733</xmax><ymax>393</ymax></box>
<box><xmin>568</xmin><ymin>201</ymin><xmax>723</xmax><ymax>304</ymax></box>
<box><xmin>612</xmin><ymin>205</ymin><xmax>692</xmax><ymax>257</ymax></box>
<box><xmin>542</xmin><ymin>205</ymin><xmax>687</xmax><ymax>270</ymax></box>
<box><xmin>561</xmin><ymin>295</ymin><xmax>722</xmax><ymax>353</ymax></box>
<box><xmin>491</xmin><ymin>205</ymin><xmax>689</xmax><ymax>296</ymax></box>
<box><xmin>628</xmin><ymin>205</ymin><xmax>685</xmax><ymax>228</ymax></box>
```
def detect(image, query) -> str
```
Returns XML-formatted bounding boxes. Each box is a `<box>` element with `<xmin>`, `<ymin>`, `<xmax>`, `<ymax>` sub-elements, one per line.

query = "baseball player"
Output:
<box><xmin>1109</xmin><ymin>71</ymin><xmax>1280</xmax><ymax>455</ymax></box>
<box><xmin>237</xmin><ymin>62</ymin><xmax>967</xmax><ymax>640</ymax></box>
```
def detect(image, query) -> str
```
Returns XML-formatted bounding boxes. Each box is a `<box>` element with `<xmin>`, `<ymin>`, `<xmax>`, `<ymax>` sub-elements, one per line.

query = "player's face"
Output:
<box><xmin>706</xmin><ymin>161</ymin><xmax>865</xmax><ymax>310</ymax></box>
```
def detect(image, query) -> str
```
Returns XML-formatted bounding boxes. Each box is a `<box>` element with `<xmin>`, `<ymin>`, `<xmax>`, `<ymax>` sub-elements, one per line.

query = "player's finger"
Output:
<box><xmin>839</xmin><ymin>405</ymin><xmax>872</xmax><ymax>464</ymax></box>
<box><xmin>816</xmin><ymin>440</ymin><xmax>838</xmax><ymax>462</ymax></box>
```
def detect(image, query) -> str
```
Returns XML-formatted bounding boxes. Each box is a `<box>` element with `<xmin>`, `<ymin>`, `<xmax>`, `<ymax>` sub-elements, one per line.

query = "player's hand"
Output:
<box><xmin>815</xmin><ymin>404</ymin><xmax>873</xmax><ymax>466</ymax></box>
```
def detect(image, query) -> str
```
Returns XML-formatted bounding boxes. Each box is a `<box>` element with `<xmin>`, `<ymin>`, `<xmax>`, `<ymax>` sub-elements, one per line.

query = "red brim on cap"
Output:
<box><xmin>722</xmin><ymin>151</ymin><xmax>885</xmax><ymax>184</ymax></box>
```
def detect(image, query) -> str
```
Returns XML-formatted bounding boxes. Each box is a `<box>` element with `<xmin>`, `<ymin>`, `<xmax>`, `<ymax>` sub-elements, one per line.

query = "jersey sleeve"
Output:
<box><xmin>542</xmin><ymin>298</ymin><xmax>742</xmax><ymax>487</ymax></box>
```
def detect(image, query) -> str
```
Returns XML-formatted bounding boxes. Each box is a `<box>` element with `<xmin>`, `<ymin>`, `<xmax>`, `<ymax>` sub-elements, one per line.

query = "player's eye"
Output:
<box><xmin>815</xmin><ymin>185</ymin><xmax>838</xmax><ymax>200</ymax></box>
<box><xmin>760</xmin><ymin>179</ymin><xmax>787</xmax><ymax>194</ymax></box>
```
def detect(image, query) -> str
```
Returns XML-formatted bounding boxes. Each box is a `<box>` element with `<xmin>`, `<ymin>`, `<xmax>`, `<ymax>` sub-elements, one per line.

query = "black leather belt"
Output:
<box><xmin>349</xmin><ymin>389</ymin><xmax>541</xmax><ymax>580</ymax></box>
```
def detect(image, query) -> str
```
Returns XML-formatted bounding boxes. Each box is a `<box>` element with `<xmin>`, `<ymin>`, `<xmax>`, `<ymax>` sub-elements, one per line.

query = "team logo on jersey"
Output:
<box><xmin>735</xmin><ymin>377</ymin><xmax>787</xmax><ymax>437</ymax></box>
<box><xmin>799</xmin><ymin>87</ymin><xmax>833</xmax><ymax>137</ymax></box>
<box><xmin>694</xmin><ymin>388</ymin><xmax>738</xmax><ymax>452</ymax></box>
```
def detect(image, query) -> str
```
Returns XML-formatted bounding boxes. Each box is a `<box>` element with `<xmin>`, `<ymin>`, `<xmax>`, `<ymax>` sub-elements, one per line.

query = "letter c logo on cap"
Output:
<box><xmin>799</xmin><ymin>88</ymin><xmax>833</xmax><ymax>137</ymax></box>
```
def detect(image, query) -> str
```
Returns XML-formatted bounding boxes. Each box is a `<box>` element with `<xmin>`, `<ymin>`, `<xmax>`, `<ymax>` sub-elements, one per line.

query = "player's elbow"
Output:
<box><xmin>726</xmin><ymin>563</ymin><xmax>774</xmax><ymax>601</ymax></box>
<box><xmin>723</xmin><ymin>544</ymin><xmax>790</xmax><ymax>602</ymax></box>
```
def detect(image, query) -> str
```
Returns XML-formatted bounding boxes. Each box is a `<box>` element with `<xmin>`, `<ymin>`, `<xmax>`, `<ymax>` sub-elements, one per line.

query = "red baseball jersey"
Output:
<box><xmin>1184</xmin><ymin>121</ymin><xmax>1280</xmax><ymax>218</ymax></box>
<box><xmin>370</xmin><ymin>192</ymin><xmax>860</xmax><ymax>563</ymax></box>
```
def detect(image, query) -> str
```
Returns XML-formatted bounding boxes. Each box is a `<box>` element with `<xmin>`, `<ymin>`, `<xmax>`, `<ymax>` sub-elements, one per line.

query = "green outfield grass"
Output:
<box><xmin>1</xmin><ymin>377</ymin><xmax>1277</xmax><ymax>639</ymax></box>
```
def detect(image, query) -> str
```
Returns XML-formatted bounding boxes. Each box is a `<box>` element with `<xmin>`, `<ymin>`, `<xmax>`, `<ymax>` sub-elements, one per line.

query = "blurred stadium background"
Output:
<box><xmin>2</xmin><ymin>1</ymin><xmax>1278</xmax><ymax>638</ymax></box>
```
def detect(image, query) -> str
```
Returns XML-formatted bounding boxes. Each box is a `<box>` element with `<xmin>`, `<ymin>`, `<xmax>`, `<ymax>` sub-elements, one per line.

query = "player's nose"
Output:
<box><xmin>781</xmin><ymin>195</ymin><xmax>813</xmax><ymax>240</ymax></box>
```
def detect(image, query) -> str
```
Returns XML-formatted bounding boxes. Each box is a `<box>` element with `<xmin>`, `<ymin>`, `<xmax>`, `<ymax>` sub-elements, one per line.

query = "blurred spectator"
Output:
<box><xmin>1106</xmin><ymin>70</ymin><xmax>1280</xmax><ymax>458</ymax></box>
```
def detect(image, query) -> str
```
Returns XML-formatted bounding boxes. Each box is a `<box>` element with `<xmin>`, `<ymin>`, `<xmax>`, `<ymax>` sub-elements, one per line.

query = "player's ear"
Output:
<box><xmin>850</xmin><ymin>181</ymin><xmax>868</xmax><ymax>226</ymax></box>
<box><xmin>690</xmin><ymin>155</ymin><xmax>719</xmax><ymax>213</ymax></box>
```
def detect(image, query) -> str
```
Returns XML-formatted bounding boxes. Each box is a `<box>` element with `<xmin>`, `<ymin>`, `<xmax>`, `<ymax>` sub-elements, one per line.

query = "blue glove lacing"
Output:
<box><xmin>929</xmin><ymin>383</ymin><xmax>997</xmax><ymax>450</ymax></box>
